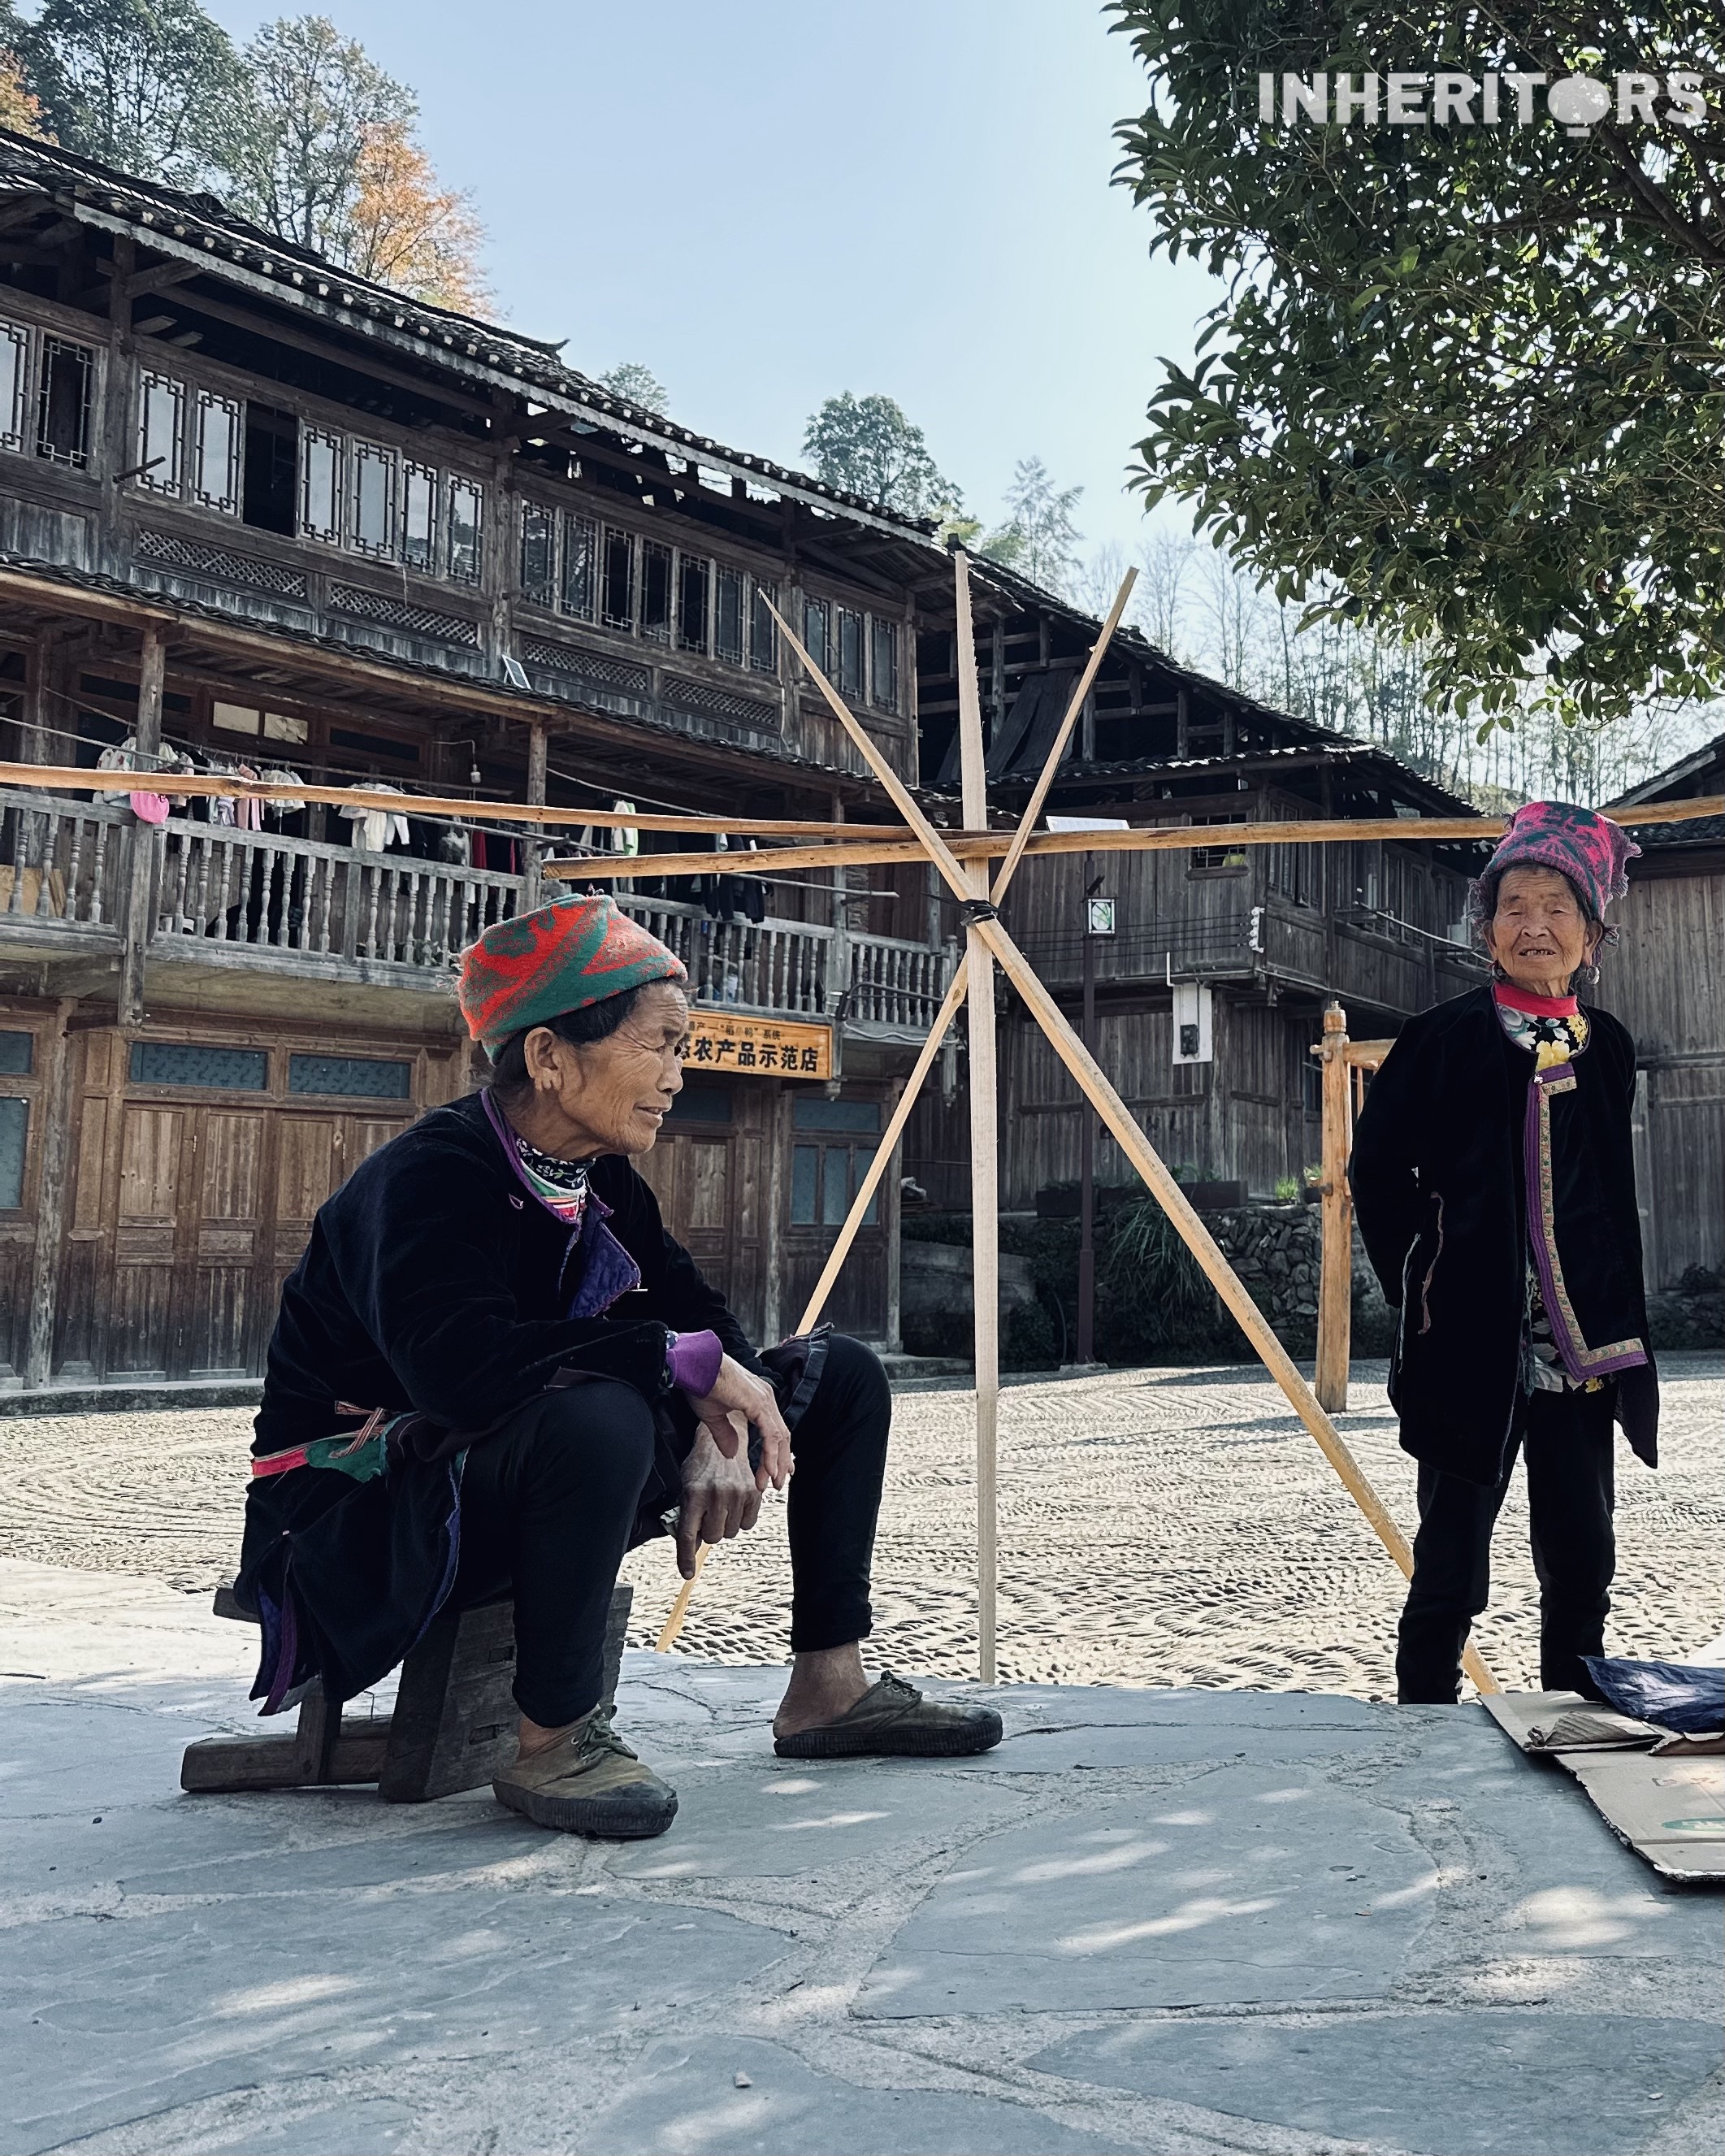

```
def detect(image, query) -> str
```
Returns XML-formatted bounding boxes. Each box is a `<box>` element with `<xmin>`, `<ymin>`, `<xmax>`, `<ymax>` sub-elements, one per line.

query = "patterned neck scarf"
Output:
<box><xmin>1493</xmin><ymin>982</ymin><xmax>1588</xmax><ymax>1071</ymax></box>
<box><xmin>509</xmin><ymin>1134</ymin><xmax>592</xmax><ymax>1228</ymax></box>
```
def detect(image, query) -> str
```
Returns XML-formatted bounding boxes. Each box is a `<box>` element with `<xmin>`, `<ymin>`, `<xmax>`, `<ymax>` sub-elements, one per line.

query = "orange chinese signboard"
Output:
<box><xmin>686</xmin><ymin>1009</ymin><xmax>832</xmax><ymax>1078</ymax></box>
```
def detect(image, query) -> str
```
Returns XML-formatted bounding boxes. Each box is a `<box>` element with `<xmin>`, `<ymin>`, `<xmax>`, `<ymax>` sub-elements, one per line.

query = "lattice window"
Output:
<box><xmin>749</xmin><ymin>579</ymin><xmax>778</xmax><ymax>674</ymax></box>
<box><xmin>327</xmin><ymin>583</ymin><xmax>481</xmax><ymax>646</ymax></box>
<box><xmin>561</xmin><ymin>511</ymin><xmax>596</xmax><ymax>619</ymax></box>
<box><xmin>677</xmin><ymin>553</ymin><xmax>709</xmax><ymax>655</ymax></box>
<box><xmin>349</xmin><ymin>440</ymin><xmax>397</xmax><ymax>557</ymax></box>
<box><xmin>521</xmin><ymin>638</ymin><xmax>651</xmax><ymax>694</ymax></box>
<box><xmin>288</xmin><ymin>1053</ymin><xmax>411</xmax><ymax>1099</ymax></box>
<box><xmin>402</xmin><ymin>461</ymin><xmax>438</xmax><ymax>570</ymax></box>
<box><xmin>1189</xmin><ymin>815</ymin><xmax>1247</xmax><ymax>870</ymax></box>
<box><xmin>300</xmin><ymin>425</ymin><xmax>342</xmax><ymax>543</ymax></box>
<box><xmin>640</xmin><ymin>539</ymin><xmax>672</xmax><ymax>643</ymax></box>
<box><xmin>713</xmin><ymin>564</ymin><xmax>743</xmax><ymax>664</ymax></box>
<box><xmin>192</xmin><ymin>389</ymin><xmax>241</xmax><ymax>514</ymax></box>
<box><xmin>0</xmin><ymin>321</ymin><xmax>25</xmax><ymax>453</ymax></box>
<box><xmin>134</xmin><ymin>525</ymin><xmax>310</xmax><ymax>596</ymax></box>
<box><xmin>136</xmin><ymin>371</ymin><xmax>184</xmax><ymax>496</ymax></box>
<box><xmin>520</xmin><ymin>500</ymin><xmax>556</xmax><ymax>607</ymax></box>
<box><xmin>870</xmin><ymin>615</ymin><xmax>899</xmax><ymax>712</ymax></box>
<box><xmin>128</xmin><ymin>1042</ymin><xmax>268</xmax><ymax>1090</ymax></box>
<box><xmin>0</xmin><ymin>1097</ymin><xmax>25</xmax><ymax>1212</ymax></box>
<box><xmin>36</xmin><ymin>336</ymin><xmax>93</xmax><ymax>467</ymax></box>
<box><xmin>661</xmin><ymin>676</ymin><xmax>778</xmax><ymax>731</ymax></box>
<box><xmin>601</xmin><ymin>527</ymin><xmax>635</xmax><ymax>629</ymax></box>
<box><xmin>448</xmin><ymin>477</ymin><xmax>483</xmax><ymax>583</ymax></box>
<box><xmin>836</xmin><ymin>606</ymin><xmax>864</xmax><ymax>700</ymax></box>
<box><xmin>802</xmin><ymin>596</ymin><xmax>830</xmax><ymax>677</ymax></box>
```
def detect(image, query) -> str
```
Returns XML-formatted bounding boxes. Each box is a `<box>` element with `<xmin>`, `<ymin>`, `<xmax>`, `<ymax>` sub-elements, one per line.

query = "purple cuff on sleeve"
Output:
<box><xmin>666</xmin><ymin>1329</ymin><xmax>724</xmax><ymax>1398</ymax></box>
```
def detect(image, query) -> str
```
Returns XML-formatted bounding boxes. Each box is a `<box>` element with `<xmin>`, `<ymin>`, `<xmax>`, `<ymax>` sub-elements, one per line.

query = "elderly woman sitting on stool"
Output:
<box><xmin>236</xmin><ymin>896</ymin><xmax>999</xmax><ymax>1839</ymax></box>
<box><xmin>1352</xmin><ymin>802</ymin><xmax>1659</xmax><ymax>1705</ymax></box>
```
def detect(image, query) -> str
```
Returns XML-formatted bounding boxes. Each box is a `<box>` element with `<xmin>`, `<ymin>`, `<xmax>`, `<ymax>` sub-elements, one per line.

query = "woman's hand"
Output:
<box><xmin>686</xmin><ymin>1353</ymin><xmax>795</xmax><ymax>1492</ymax></box>
<box><xmin>674</xmin><ymin>1415</ymin><xmax>763</xmax><ymax>1579</ymax></box>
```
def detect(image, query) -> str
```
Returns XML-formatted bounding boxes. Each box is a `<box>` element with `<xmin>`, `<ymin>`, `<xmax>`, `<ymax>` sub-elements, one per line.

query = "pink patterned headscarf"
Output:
<box><xmin>1475</xmin><ymin>800</ymin><xmax>1639</xmax><ymax>926</ymax></box>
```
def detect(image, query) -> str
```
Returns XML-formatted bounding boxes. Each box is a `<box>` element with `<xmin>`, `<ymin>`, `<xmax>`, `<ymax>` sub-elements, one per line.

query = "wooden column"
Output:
<box><xmin>23</xmin><ymin>1000</ymin><xmax>77</xmax><ymax>1388</ymax></box>
<box><xmin>116</xmin><ymin>627</ymin><xmax>165</xmax><ymax>1028</ymax></box>
<box><xmin>954</xmin><ymin>554</ymin><xmax>1000</xmax><ymax>1682</ymax></box>
<box><xmin>1314</xmin><ymin>1002</ymin><xmax>1353</xmax><ymax>1412</ymax></box>
<box><xmin>882</xmin><ymin>1074</ymin><xmax>906</xmax><ymax>1352</ymax></box>
<box><xmin>522</xmin><ymin>718</ymin><xmax>548</xmax><ymax>908</ymax></box>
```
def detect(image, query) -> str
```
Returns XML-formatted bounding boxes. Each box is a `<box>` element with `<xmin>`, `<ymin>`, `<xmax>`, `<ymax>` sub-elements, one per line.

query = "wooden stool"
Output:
<box><xmin>181</xmin><ymin>1581</ymin><xmax>634</xmax><ymax>1802</ymax></box>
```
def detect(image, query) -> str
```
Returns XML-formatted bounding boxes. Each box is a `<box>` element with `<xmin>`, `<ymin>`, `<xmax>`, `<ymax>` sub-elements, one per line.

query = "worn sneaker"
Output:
<box><xmin>492</xmin><ymin>1706</ymin><xmax>678</xmax><ymax>1837</ymax></box>
<box><xmin>774</xmin><ymin>1672</ymin><xmax>1003</xmax><ymax>1759</ymax></box>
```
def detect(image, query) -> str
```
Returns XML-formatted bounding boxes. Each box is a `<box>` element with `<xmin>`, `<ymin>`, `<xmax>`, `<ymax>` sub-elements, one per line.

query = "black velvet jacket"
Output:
<box><xmin>1351</xmin><ymin>984</ymin><xmax>1658</xmax><ymax>1486</ymax></box>
<box><xmin>254</xmin><ymin>1088</ymin><xmax>761</xmax><ymax>1458</ymax></box>
<box><xmin>237</xmin><ymin>1089</ymin><xmax>761</xmax><ymax>1703</ymax></box>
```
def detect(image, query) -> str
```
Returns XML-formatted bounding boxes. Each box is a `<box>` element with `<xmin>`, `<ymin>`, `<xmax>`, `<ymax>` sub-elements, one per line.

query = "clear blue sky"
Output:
<box><xmin>203</xmin><ymin>0</ymin><xmax>1224</xmax><ymax>557</ymax></box>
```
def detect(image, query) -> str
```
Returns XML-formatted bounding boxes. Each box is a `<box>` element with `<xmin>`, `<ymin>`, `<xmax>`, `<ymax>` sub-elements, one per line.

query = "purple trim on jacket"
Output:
<box><xmin>479</xmin><ymin>1087</ymin><xmax>644</xmax><ymax>1318</ymax></box>
<box><xmin>666</xmin><ymin>1329</ymin><xmax>724</xmax><ymax>1397</ymax></box>
<box><xmin>1523</xmin><ymin>1065</ymin><xmax>1650</xmax><ymax>1382</ymax></box>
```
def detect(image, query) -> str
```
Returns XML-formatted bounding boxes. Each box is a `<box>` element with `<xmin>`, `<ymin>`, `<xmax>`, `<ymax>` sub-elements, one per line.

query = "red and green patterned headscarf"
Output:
<box><xmin>457</xmin><ymin>895</ymin><xmax>687</xmax><ymax>1052</ymax></box>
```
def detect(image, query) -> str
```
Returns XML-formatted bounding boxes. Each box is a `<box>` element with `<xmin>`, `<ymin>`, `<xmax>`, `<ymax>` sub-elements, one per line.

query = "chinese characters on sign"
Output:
<box><xmin>685</xmin><ymin>1009</ymin><xmax>832</xmax><ymax>1079</ymax></box>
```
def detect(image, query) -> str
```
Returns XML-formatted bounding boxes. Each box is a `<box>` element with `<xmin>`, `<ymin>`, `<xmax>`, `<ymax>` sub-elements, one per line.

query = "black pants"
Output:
<box><xmin>451</xmin><ymin>1334</ymin><xmax>891</xmax><ymax>1727</ymax></box>
<box><xmin>1396</xmin><ymin>1382</ymin><xmax>1617</xmax><ymax>1703</ymax></box>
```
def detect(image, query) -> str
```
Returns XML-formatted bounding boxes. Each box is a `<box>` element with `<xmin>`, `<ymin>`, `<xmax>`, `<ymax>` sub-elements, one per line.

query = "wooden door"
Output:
<box><xmin>639</xmin><ymin>1127</ymin><xmax>739</xmax><ymax>1304</ymax></box>
<box><xmin>108</xmin><ymin>1103</ymin><xmax>186</xmax><ymax>1376</ymax></box>
<box><xmin>186</xmin><ymin>1108</ymin><xmax>269</xmax><ymax>1374</ymax></box>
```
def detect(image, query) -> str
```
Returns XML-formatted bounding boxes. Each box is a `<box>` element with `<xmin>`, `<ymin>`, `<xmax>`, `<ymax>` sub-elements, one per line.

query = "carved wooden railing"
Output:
<box><xmin>0</xmin><ymin>793</ymin><xmax>951</xmax><ymax>1026</ymax></box>
<box><xmin>0</xmin><ymin>788</ymin><xmax>128</xmax><ymax>926</ymax></box>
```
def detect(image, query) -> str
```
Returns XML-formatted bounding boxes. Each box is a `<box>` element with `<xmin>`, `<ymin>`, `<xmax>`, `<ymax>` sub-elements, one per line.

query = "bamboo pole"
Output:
<box><xmin>952</xmin><ymin>553</ymin><xmax>1002</xmax><ymax>1682</ymax></box>
<box><xmin>655</xmin><ymin>957</ymin><xmax>973</xmax><ymax>1653</ymax></box>
<box><xmin>0</xmin><ymin>764</ymin><xmax>859</xmax><ymax>840</ymax></box>
<box><xmin>761</xmin><ymin>597</ymin><xmax>1504</xmax><ymax>1697</ymax></box>
<box><xmin>551</xmin><ymin>792</ymin><xmax>1725</xmax><ymax>883</ymax></box>
<box><xmin>657</xmin><ymin>571</ymin><xmax>1147</xmax><ymax>1656</ymax></box>
<box><xmin>1314</xmin><ymin>1004</ymin><xmax>1354</xmax><ymax>1414</ymax></box>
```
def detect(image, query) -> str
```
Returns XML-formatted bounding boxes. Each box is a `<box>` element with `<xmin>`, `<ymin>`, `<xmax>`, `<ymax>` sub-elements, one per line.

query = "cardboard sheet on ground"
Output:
<box><xmin>1485</xmin><ymin>1690</ymin><xmax>1725</xmax><ymax>1883</ymax></box>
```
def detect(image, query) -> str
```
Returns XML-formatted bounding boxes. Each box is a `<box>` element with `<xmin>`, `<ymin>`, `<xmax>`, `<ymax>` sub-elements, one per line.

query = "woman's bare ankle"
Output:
<box><xmin>516</xmin><ymin>1711</ymin><xmax>580</xmax><ymax>1761</ymax></box>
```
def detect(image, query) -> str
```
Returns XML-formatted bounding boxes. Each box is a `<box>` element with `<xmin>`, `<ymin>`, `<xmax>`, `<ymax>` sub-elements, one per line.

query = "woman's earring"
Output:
<box><xmin>1490</xmin><ymin>960</ymin><xmax>1509</xmax><ymax>982</ymax></box>
<box><xmin>1576</xmin><ymin>960</ymin><xmax>1601</xmax><ymax>987</ymax></box>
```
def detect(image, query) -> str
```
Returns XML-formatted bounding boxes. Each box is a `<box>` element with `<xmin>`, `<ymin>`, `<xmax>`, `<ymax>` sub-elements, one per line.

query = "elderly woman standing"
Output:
<box><xmin>236</xmin><ymin>894</ymin><xmax>999</xmax><ymax>1840</ymax></box>
<box><xmin>1352</xmin><ymin>802</ymin><xmax>1659</xmax><ymax>1703</ymax></box>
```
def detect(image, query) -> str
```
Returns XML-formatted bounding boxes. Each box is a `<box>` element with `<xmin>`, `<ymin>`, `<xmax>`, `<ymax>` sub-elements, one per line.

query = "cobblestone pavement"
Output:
<box><xmin>1</xmin><ymin>1356</ymin><xmax>1718</xmax><ymax>1698</ymax></box>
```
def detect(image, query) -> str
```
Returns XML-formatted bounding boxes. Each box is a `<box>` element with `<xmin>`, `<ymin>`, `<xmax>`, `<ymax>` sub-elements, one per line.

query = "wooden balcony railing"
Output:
<box><xmin>0</xmin><ymin>788</ymin><xmax>127</xmax><ymax>926</ymax></box>
<box><xmin>0</xmin><ymin>791</ymin><xmax>950</xmax><ymax>1030</ymax></box>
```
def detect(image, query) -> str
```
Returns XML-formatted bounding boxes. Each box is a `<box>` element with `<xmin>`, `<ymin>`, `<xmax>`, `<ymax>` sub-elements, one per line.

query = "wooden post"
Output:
<box><xmin>953</xmin><ymin>553</ymin><xmax>1000</xmax><ymax>1683</ymax></box>
<box><xmin>116</xmin><ymin>627</ymin><xmax>165</xmax><ymax>1029</ymax></box>
<box><xmin>1315</xmin><ymin>1003</ymin><xmax>1354</xmax><ymax>1412</ymax></box>
<box><xmin>23</xmin><ymin>999</ymin><xmax>76</xmax><ymax>1388</ymax></box>
<box><xmin>1077</xmin><ymin>902</ymin><xmax>1097</xmax><ymax>1364</ymax></box>
<box><xmin>522</xmin><ymin>719</ymin><xmax>548</xmax><ymax>909</ymax></box>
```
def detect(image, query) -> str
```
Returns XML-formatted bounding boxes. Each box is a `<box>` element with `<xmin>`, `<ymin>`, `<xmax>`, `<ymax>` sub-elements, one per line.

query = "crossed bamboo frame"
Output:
<box><xmin>654</xmin><ymin>556</ymin><xmax>1510</xmax><ymax>1692</ymax></box>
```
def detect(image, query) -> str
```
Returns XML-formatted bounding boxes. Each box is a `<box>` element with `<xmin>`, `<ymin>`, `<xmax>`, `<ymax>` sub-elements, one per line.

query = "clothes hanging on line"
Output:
<box><xmin>338</xmin><ymin>783</ymin><xmax>410</xmax><ymax>854</ymax></box>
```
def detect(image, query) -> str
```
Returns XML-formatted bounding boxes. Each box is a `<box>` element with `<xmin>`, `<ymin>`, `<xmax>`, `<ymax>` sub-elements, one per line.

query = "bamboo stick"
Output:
<box><xmin>654</xmin><ymin>957</ymin><xmax>973</xmax><ymax>1655</ymax></box>
<box><xmin>953</xmin><ymin>553</ymin><xmax>1001</xmax><ymax>1684</ymax></box>
<box><xmin>0</xmin><ymin>763</ymin><xmax>858</xmax><ymax>839</ymax></box>
<box><xmin>551</xmin><ymin>792</ymin><xmax>1725</xmax><ymax>883</ymax></box>
<box><xmin>759</xmin><ymin>596</ymin><xmax>1504</xmax><ymax>1697</ymax></box>
<box><xmin>1314</xmin><ymin>1005</ymin><xmax>1353</xmax><ymax>1415</ymax></box>
<box><xmin>968</xmin><ymin>908</ymin><xmax>1498</xmax><ymax>1694</ymax></box>
<box><xmin>989</xmin><ymin>568</ymin><xmax>1137</xmax><ymax>902</ymax></box>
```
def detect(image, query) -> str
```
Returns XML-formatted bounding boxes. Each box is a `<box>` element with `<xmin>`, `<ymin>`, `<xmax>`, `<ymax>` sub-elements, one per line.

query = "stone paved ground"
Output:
<box><xmin>1</xmin><ymin>1356</ymin><xmax>1718</xmax><ymax>1697</ymax></box>
<box><xmin>2</xmin><ymin>1560</ymin><xmax>1723</xmax><ymax>2156</ymax></box>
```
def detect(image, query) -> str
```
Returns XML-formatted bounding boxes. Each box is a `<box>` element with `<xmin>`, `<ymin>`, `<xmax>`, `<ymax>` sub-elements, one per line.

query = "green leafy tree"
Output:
<box><xmin>982</xmin><ymin>455</ymin><xmax>1083</xmax><ymax>594</ymax></box>
<box><xmin>218</xmin><ymin>14</ymin><xmax>414</xmax><ymax>257</ymax></box>
<box><xmin>7</xmin><ymin>0</ymin><xmax>236</xmax><ymax>184</ymax></box>
<box><xmin>1111</xmin><ymin>2</ymin><xmax>1725</xmax><ymax>729</ymax></box>
<box><xmin>802</xmin><ymin>391</ymin><xmax>959</xmax><ymax>519</ymax></box>
<box><xmin>600</xmin><ymin>361</ymin><xmax>670</xmax><ymax>413</ymax></box>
